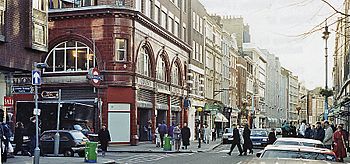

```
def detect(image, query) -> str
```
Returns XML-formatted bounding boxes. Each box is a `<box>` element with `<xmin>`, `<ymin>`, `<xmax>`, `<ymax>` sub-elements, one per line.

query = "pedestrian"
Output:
<box><xmin>204</xmin><ymin>125</ymin><xmax>210</xmax><ymax>144</ymax></box>
<box><xmin>1</xmin><ymin>121</ymin><xmax>12</xmax><ymax>162</ymax></box>
<box><xmin>242</xmin><ymin>124</ymin><xmax>253</xmax><ymax>155</ymax></box>
<box><xmin>340</xmin><ymin>123</ymin><xmax>349</xmax><ymax>146</ymax></box>
<box><xmin>143</xmin><ymin>124</ymin><xmax>148</xmax><ymax>141</ymax></box>
<box><xmin>98</xmin><ymin>124</ymin><xmax>111</xmax><ymax>157</ymax></box>
<box><xmin>323</xmin><ymin>121</ymin><xmax>333</xmax><ymax>150</ymax></box>
<box><xmin>227</xmin><ymin>125</ymin><xmax>243</xmax><ymax>156</ymax></box>
<box><xmin>147</xmin><ymin>121</ymin><xmax>152</xmax><ymax>142</ymax></box>
<box><xmin>14</xmin><ymin>122</ymin><xmax>25</xmax><ymax>156</ymax></box>
<box><xmin>290</xmin><ymin>121</ymin><xmax>297</xmax><ymax>137</ymax></box>
<box><xmin>333</xmin><ymin>125</ymin><xmax>347</xmax><ymax>162</ymax></box>
<box><xmin>181</xmin><ymin>122</ymin><xmax>191</xmax><ymax>149</ymax></box>
<box><xmin>173</xmin><ymin>123</ymin><xmax>181</xmax><ymax>152</ymax></box>
<box><xmin>27</xmin><ymin>116</ymin><xmax>36</xmax><ymax>157</ymax></box>
<box><xmin>281</xmin><ymin>121</ymin><xmax>290</xmax><ymax>137</ymax></box>
<box><xmin>158</xmin><ymin>120</ymin><xmax>167</xmax><ymax>148</ymax></box>
<box><xmin>155</xmin><ymin>124</ymin><xmax>161</xmax><ymax>147</ymax></box>
<box><xmin>304</xmin><ymin>124</ymin><xmax>314</xmax><ymax>139</ymax></box>
<box><xmin>298</xmin><ymin>120</ymin><xmax>306</xmax><ymax>138</ymax></box>
<box><xmin>211</xmin><ymin>126</ymin><xmax>216</xmax><ymax>141</ymax></box>
<box><xmin>267</xmin><ymin>128</ymin><xmax>277</xmax><ymax>145</ymax></box>
<box><xmin>313</xmin><ymin>122</ymin><xmax>325</xmax><ymax>142</ymax></box>
<box><xmin>168</xmin><ymin>122</ymin><xmax>175</xmax><ymax>145</ymax></box>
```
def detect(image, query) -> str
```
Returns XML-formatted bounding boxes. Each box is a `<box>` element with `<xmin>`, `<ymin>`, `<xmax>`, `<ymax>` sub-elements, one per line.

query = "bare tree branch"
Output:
<box><xmin>321</xmin><ymin>0</ymin><xmax>350</xmax><ymax>16</ymax></box>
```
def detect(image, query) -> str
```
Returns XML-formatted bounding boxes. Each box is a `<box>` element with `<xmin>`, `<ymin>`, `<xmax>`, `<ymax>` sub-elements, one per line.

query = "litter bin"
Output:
<box><xmin>85</xmin><ymin>142</ymin><xmax>98</xmax><ymax>163</ymax></box>
<box><xmin>163</xmin><ymin>136</ymin><xmax>172</xmax><ymax>151</ymax></box>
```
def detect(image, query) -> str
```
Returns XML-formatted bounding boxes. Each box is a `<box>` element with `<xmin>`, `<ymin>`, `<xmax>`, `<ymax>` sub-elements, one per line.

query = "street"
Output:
<box><xmin>103</xmin><ymin>144</ymin><xmax>258</xmax><ymax>164</ymax></box>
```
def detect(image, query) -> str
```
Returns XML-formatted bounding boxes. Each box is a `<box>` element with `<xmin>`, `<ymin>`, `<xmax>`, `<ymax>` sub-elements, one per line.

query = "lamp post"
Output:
<box><xmin>322</xmin><ymin>22</ymin><xmax>330</xmax><ymax>121</ymax></box>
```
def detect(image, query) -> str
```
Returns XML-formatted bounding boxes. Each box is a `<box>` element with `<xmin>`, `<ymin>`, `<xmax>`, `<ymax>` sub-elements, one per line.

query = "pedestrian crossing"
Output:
<box><xmin>108</xmin><ymin>153</ymin><xmax>194</xmax><ymax>164</ymax></box>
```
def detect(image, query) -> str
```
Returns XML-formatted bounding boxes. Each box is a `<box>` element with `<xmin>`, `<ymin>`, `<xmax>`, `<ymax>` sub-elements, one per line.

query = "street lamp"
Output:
<box><xmin>322</xmin><ymin>22</ymin><xmax>330</xmax><ymax>121</ymax></box>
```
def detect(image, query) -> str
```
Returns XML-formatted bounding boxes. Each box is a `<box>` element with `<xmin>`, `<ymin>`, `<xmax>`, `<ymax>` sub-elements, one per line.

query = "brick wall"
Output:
<box><xmin>0</xmin><ymin>0</ymin><xmax>45</xmax><ymax>71</ymax></box>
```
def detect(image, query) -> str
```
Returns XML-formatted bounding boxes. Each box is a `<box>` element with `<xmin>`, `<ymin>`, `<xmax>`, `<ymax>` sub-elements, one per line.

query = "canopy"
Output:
<box><xmin>214</xmin><ymin>113</ymin><xmax>229</xmax><ymax>123</ymax></box>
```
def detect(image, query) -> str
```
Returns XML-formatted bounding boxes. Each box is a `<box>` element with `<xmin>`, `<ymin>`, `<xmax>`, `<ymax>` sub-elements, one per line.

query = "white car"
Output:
<box><xmin>273</xmin><ymin>138</ymin><xmax>324</xmax><ymax>148</ymax></box>
<box><xmin>222</xmin><ymin>128</ymin><xmax>233</xmax><ymax>144</ymax></box>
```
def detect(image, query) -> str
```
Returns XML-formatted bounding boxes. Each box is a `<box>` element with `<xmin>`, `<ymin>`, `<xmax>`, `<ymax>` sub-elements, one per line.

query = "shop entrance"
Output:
<box><xmin>156</xmin><ymin>110</ymin><xmax>167</xmax><ymax>125</ymax></box>
<box><xmin>138</xmin><ymin>108</ymin><xmax>151</xmax><ymax>141</ymax></box>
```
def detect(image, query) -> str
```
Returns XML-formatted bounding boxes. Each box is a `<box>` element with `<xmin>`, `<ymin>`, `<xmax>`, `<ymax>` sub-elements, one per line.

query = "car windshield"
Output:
<box><xmin>274</xmin><ymin>141</ymin><xmax>300</xmax><ymax>146</ymax></box>
<box><xmin>70</xmin><ymin>131</ymin><xmax>88</xmax><ymax>140</ymax></box>
<box><xmin>251</xmin><ymin>130</ymin><xmax>268</xmax><ymax>137</ymax></box>
<box><xmin>225</xmin><ymin>128</ymin><xmax>233</xmax><ymax>133</ymax></box>
<box><xmin>261</xmin><ymin>150</ymin><xmax>336</xmax><ymax>162</ymax></box>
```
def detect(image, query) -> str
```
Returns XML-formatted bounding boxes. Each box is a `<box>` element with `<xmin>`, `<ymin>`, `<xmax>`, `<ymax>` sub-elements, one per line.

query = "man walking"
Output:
<box><xmin>323</xmin><ymin>121</ymin><xmax>333</xmax><ymax>149</ymax></box>
<box><xmin>98</xmin><ymin>124</ymin><xmax>111</xmax><ymax>157</ymax></box>
<box><xmin>242</xmin><ymin>124</ymin><xmax>253</xmax><ymax>155</ymax></box>
<box><xmin>158</xmin><ymin>120</ymin><xmax>167</xmax><ymax>148</ymax></box>
<box><xmin>314</xmin><ymin>122</ymin><xmax>325</xmax><ymax>142</ymax></box>
<box><xmin>298</xmin><ymin>120</ymin><xmax>306</xmax><ymax>138</ymax></box>
<box><xmin>181</xmin><ymin>123</ymin><xmax>191</xmax><ymax>149</ymax></box>
<box><xmin>227</xmin><ymin>125</ymin><xmax>243</xmax><ymax>156</ymax></box>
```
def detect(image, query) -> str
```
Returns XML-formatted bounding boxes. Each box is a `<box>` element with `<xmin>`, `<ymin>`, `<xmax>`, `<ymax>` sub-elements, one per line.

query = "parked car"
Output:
<box><xmin>40</xmin><ymin>130</ymin><xmax>89</xmax><ymax>157</ymax></box>
<box><xmin>251</xmin><ymin>129</ymin><xmax>269</xmax><ymax>147</ymax></box>
<box><xmin>256</xmin><ymin>145</ymin><xmax>337</xmax><ymax>162</ymax></box>
<box><xmin>222</xmin><ymin>128</ymin><xmax>233</xmax><ymax>144</ymax></box>
<box><xmin>240</xmin><ymin>158</ymin><xmax>339</xmax><ymax>164</ymax></box>
<box><xmin>273</xmin><ymin>138</ymin><xmax>324</xmax><ymax>148</ymax></box>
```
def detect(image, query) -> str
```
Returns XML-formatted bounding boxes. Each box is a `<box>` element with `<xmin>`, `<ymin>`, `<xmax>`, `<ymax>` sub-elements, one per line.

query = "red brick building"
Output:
<box><xmin>45</xmin><ymin>5</ymin><xmax>190</xmax><ymax>145</ymax></box>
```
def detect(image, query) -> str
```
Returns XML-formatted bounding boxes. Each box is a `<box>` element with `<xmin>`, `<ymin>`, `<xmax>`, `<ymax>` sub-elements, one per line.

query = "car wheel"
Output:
<box><xmin>63</xmin><ymin>149</ymin><xmax>74</xmax><ymax>157</ymax></box>
<box><xmin>78</xmin><ymin>151</ymin><xmax>85</xmax><ymax>157</ymax></box>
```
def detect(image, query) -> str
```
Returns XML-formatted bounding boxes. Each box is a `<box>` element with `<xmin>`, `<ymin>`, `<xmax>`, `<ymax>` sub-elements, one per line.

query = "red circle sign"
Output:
<box><xmin>91</xmin><ymin>67</ymin><xmax>101</xmax><ymax>86</ymax></box>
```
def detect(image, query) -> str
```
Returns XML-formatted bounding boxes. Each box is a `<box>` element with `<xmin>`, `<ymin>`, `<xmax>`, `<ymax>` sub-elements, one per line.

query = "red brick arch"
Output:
<box><xmin>155</xmin><ymin>49</ymin><xmax>171</xmax><ymax>82</ymax></box>
<box><xmin>47</xmin><ymin>33</ymin><xmax>103</xmax><ymax>68</ymax></box>
<box><xmin>134</xmin><ymin>40</ymin><xmax>156</xmax><ymax>78</ymax></box>
<box><xmin>170</xmin><ymin>57</ymin><xmax>184</xmax><ymax>86</ymax></box>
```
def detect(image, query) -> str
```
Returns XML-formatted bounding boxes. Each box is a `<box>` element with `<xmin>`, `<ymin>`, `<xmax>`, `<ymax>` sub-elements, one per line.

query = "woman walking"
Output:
<box><xmin>243</xmin><ymin>124</ymin><xmax>253</xmax><ymax>155</ymax></box>
<box><xmin>333</xmin><ymin>125</ymin><xmax>347</xmax><ymax>162</ymax></box>
<box><xmin>98</xmin><ymin>124</ymin><xmax>111</xmax><ymax>157</ymax></box>
<box><xmin>173</xmin><ymin>124</ymin><xmax>181</xmax><ymax>151</ymax></box>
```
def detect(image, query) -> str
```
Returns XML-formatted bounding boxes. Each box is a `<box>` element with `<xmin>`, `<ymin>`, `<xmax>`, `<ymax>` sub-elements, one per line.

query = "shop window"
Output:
<box><xmin>114</xmin><ymin>39</ymin><xmax>127</xmax><ymax>61</ymax></box>
<box><xmin>137</xmin><ymin>47</ymin><xmax>151</xmax><ymax>77</ymax></box>
<box><xmin>44</xmin><ymin>41</ymin><xmax>96</xmax><ymax>73</ymax></box>
<box><xmin>33</xmin><ymin>0</ymin><xmax>45</xmax><ymax>11</ymax></box>
<box><xmin>157</xmin><ymin>57</ymin><xmax>167</xmax><ymax>81</ymax></box>
<box><xmin>49</xmin><ymin>0</ymin><xmax>96</xmax><ymax>9</ymax></box>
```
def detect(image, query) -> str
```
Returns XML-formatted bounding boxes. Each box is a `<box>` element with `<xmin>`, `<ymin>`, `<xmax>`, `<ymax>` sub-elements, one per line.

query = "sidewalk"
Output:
<box><xmin>108</xmin><ymin>140</ymin><xmax>222</xmax><ymax>153</ymax></box>
<box><xmin>6</xmin><ymin>156</ymin><xmax>116</xmax><ymax>164</ymax></box>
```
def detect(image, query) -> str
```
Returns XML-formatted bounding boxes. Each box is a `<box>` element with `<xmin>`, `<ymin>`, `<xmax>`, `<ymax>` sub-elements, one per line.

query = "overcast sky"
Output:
<box><xmin>199</xmin><ymin>0</ymin><xmax>344</xmax><ymax>89</ymax></box>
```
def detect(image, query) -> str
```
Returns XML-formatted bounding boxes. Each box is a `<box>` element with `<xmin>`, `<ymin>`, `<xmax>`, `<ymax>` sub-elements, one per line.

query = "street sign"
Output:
<box><xmin>41</xmin><ymin>91</ymin><xmax>59</xmax><ymax>99</ymax></box>
<box><xmin>33</xmin><ymin>108</ymin><xmax>41</xmax><ymax>116</ymax></box>
<box><xmin>12</xmin><ymin>86</ymin><xmax>33</xmax><ymax>94</ymax></box>
<box><xmin>87</xmin><ymin>68</ymin><xmax>102</xmax><ymax>86</ymax></box>
<box><xmin>4</xmin><ymin>96</ymin><xmax>13</xmax><ymax>107</ymax></box>
<box><xmin>32</xmin><ymin>70</ymin><xmax>41</xmax><ymax>85</ymax></box>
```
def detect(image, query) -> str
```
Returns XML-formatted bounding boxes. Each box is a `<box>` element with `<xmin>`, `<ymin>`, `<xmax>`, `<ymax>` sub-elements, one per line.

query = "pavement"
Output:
<box><xmin>6</xmin><ymin>156</ymin><xmax>116</xmax><ymax>164</ymax></box>
<box><xmin>107</xmin><ymin>140</ymin><xmax>222</xmax><ymax>153</ymax></box>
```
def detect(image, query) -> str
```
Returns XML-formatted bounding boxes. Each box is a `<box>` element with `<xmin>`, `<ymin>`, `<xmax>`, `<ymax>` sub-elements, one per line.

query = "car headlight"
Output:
<box><xmin>262</xmin><ymin>139</ymin><xmax>268</xmax><ymax>142</ymax></box>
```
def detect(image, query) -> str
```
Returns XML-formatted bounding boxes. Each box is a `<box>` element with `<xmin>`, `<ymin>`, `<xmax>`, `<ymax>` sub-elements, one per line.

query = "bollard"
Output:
<box><xmin>163</xmin><ymin>136</ymin><xmax>172</xmax><ymax>151</ymax></box>
<box><xmin>85</xmin><ymin>142</ymin><xmax>98</xmax><ymax>163</ymax></box>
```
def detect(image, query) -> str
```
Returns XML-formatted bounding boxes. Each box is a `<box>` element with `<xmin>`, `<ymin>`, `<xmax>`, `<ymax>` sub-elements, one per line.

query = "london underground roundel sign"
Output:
<box><xmin>91</xmin><ymin>67</ymin><xmax>101</xmax><ymax>86</ymax></box>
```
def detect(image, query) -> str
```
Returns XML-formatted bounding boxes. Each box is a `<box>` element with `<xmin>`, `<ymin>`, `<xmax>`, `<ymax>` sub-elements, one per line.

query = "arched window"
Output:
<box><xmin>137</xmin><ymin>47</ymin><xmax>151</xmax><ymax>77</ymax></box>
<box><xmin>156</xmin><ymin>57</ymin><xmax>167</xmax><ymax>81</ymax></box>
<box><xmin>172</xmin><ymin>63</ymin><xmax>181</xmax><ymax>85</ymax></box>
<box><xmin>44</xmin><ymin>41</ymin><xmax>96</xmax><ymax>72</ymax></box>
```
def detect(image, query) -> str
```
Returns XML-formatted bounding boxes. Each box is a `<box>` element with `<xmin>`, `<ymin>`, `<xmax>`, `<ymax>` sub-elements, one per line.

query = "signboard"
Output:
<box><xmin>32</xmin><ymin>70</ymin><xmax>41</xmax><ymax>85</ymax></box>
<box><xmin>3</xmin><ymin>96</ymin><xmax>13</xmax><ymax>107</ymax></box>
<box><xmin>12</xmin><ymin>86</ymin><xmax>33</xmax><ymax>94</ymax></box>
<box><xmin>41</xmin><ymin>91</ymin><xmax>59</xmax><ymax>99</ymax></box>
<box><xmin>87</xmin><ymin>68</ymin><xmax>102</xmax><ymax>86</ymax></box>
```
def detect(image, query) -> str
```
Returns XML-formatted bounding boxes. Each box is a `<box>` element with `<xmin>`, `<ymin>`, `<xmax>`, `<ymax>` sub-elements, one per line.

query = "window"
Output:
<box><xmin>0</xmin><ymin>0</ymin><xmax>5</xmax><ymax>37</ymax></box>
<box><xmin>195</xmin><ymin>43</ymin><xmax>199</xmax><ymax>61</ymax></box>
<box><xmin>154</xmin><ymin>6</ymin><xmax>160</xmax><ymax>24</ymax></box>
<box><xmin>136</xmin><ymin>0</ymin><xmax>141</xmax><ymax>11</ymax></box>
<box><xmin>161</xmin><ymin>10</ymin><xmax>167</xmax><ymax>28</ymax></box>
<box><xmin>174</xmin><ymin>21</ymin><xmax>179</xmax><ymax>37</ymax></box>
<box><xmin>182</xmin><ymin>24</ymin><xmax>186</xmax><ymax>41</ymax></box>
<box><xmin>168</xmin><ymin>16</ymin><xmax>173</xmax><ymax>33</ymax></box>
<box><xmin>33</xmin><ymin>0</ymin><xmax>45</xmax><ymax>11</ymax></box>
<box><xmin>33</xmin><ymin>23</ymin><xmax>46</xmax><ymax>45</ymax></box>
<box><xmin>182</xmin><ymin>0</ymin><xmax>187</xmax><ymax>12</ymax></box>
<box><xmin>157</xmin><ymin>57</ymin><xmax>166</xmax><ymax>81</ymax></box>
<box><xmin>115</xmin><ymin>39</ymin><xmax>127</xmax><ymax>61</ymax></box>
<box><xmin>192</xmin><ymin>12</ymin><xmax>196</xmax><ymax>30</ymax></box>
<box><xmin>199</xmin><ymin>45</ymin><xmax>203</xmax><ymax>62</ymax></box>
<box><xmin>199</xmin><ymin>17</ymin><xmax>203</xmax><ymax>34</ymax></box>
<box><xmin>196</xmin><ymin>14</ymin><xmax>199</xmax><ymax>31</ymax></box>
<box><xmin>145</xmin><ymin>0</ymin><xmax>151</xmax><ymax>18</ymax></box>
<box><xmin>137</xmin><ymin>47</ymin><xmax>151</xmax><ymax>77</ymax></box>
<box><xmin>172</xmin><ymin>64</ymin><xmax>180</xmax><ymax>85</ymax></box>
<box><xmin>44</xmin><ymin>41</ymin><xmax>96</xmax><ymax>72</ymax></box>
<box><xmin>192</xmin><ymin>41</ymin><xmax>196</xmax><ymax>60</ymax></box>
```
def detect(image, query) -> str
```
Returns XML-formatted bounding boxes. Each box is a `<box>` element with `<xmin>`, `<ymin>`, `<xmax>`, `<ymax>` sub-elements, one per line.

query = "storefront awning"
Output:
<box><xmin>214</xmin><ymin>113</ymin><xmax>228</xmax><ymax>123</ymax></box>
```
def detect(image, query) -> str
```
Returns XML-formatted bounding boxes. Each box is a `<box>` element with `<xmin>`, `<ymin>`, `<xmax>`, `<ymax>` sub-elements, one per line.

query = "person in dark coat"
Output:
<box><xmin>227</xmin><ymin>125</ymin><xmax>243</xmax><ymax>156</ymax></box>
<box><xmin>304</xmin><ymin>124</ymin><xmax>314</xmax><ymax>139</ymax></box>
<box><xmin>27</xmin><ymin>116</ymin><xmax>36</xmax><ymax>156</ymax></box>
<box><xmin>242</xmin><ymin>124</ymin><xmax>253</xmax><ymax>155</ymax></box>
<box><xmin>158</xmin><ymin>120</ymin><xmax>167</xmax><ymax>148</ymax></box>
<box><xmin>98</xmin><ymin>124</ymin><xmax>111</xmax><ymax>157</ymax></box>
<box><xmin>14</xmin><ymin>122</ymin><xmax>25</xmax><ymax>156</ymax></box>
<box><xmin>313</xmin><ymin>122</ymin><xmax>325</xmax><ymax>142</ymax></box>
<box><xmin>181</xmin><ymin>122</ymin><xmax>191</xmax><ymax>149</ymax></box>
<box><xmin>267</xmin><ymin>128</ymin><xmax>277</xmax><ymax>145</ymax></box>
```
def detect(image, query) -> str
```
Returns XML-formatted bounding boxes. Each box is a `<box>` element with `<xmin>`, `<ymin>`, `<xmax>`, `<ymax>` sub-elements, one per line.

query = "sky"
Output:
<box><xmin>199</xmin><ymin>0</ymin><xmax>344</xmax><ymax>89</ymax></box>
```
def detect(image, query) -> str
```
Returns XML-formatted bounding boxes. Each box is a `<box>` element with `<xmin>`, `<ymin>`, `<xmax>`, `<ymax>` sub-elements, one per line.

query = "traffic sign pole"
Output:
<box><xmin>33</xmin><ymin>85</ymin><xmax>40</xmax><ymax>164</ymax></box>
<box><xmin>54</xmin><ymin>89</ymin><xmax>61</xmax><ymax>156</ymax></box>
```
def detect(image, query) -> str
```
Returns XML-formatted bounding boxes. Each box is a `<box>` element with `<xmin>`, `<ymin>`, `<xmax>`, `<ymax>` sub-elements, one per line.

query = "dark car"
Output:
<box><xmin>251</xmin><ymin>129</ymin><xmax>269</xmax><ymax>147</ymax></box>
<box><xmin>40</xmin><ymin>130</ymin><xmax>89</xmax><ymax>157</ymax></box>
